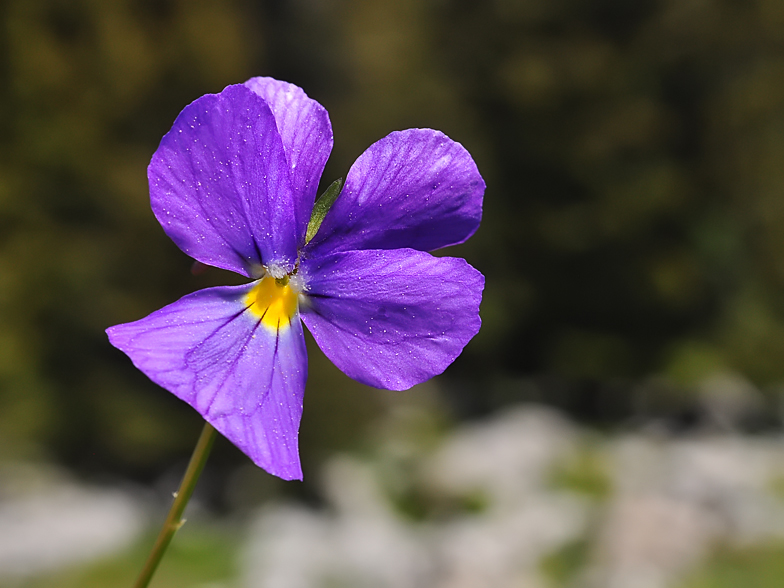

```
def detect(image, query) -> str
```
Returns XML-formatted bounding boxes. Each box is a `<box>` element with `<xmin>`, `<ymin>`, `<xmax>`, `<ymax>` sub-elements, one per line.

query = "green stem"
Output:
<box><xmin>133</xmin><ymin>422</ymin><xmax>217</xmax><ymax>588</ymax></box>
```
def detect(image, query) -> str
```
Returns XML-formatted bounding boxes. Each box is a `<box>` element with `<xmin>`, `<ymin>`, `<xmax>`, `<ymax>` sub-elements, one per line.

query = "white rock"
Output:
<box><xmin>0</xmin><ymin>463</ymin><xmax>146</xmax><ymax>579</ymax></box>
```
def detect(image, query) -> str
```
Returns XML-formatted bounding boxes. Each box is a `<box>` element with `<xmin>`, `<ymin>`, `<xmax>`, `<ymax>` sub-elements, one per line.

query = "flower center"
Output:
<box><xmin>245</xmin><ymin>275</ymin><xmax>299</xmax><ymax>331</ymax></box>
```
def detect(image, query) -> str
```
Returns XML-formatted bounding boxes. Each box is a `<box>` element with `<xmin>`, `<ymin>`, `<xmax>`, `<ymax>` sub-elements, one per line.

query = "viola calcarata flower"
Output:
<box><xmin>107</xmin><ymin>78</ymin><xmax>484</xmax><ymax>480</ymax></box>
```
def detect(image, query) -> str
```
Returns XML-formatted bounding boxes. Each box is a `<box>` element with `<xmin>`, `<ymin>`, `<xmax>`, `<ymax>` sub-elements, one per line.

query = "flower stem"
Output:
<box><xmin>133</xmin><ymin>422</ymin><xmax>217</xmax><ymax>588</ymax></box>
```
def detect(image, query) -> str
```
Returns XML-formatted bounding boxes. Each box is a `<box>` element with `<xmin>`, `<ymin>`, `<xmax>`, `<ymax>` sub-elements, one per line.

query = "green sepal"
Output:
<box><xmin>305</xmin><ymin>177</ymin><xmax>343</xmax><ymax>244</ymax></box>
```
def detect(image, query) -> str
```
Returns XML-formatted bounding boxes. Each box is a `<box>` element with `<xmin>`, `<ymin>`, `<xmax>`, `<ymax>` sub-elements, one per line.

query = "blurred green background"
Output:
<box><xmin>3</xmin><ymin>0</ymin><xmax>784</xmax><ymax>488</ymax></box>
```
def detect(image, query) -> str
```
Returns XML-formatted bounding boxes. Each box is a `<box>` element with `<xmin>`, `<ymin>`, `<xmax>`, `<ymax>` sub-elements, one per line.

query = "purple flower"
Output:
<box><xmin>106</xmin><ymin>78</ymin><xmax>484</xmax><ymax>480</ymax></box>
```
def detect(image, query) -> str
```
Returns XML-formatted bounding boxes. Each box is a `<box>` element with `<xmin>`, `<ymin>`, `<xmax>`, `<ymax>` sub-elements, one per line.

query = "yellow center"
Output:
<box><xmin>244</xmin><ymin>275</ymin><xmax>298</xmax><ymax>331</ymax></box>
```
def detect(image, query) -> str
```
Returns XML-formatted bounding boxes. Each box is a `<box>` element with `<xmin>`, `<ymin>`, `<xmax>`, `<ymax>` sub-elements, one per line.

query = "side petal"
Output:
<box><xmin>149</xmin><ymin>84</ymin><xmax>298</xmax><ymax>277</ymax></box>
<box><xmin>304</xmin><ymin>129</ymin><xmax>484</xmax><ymax>256</ymax></box>
<box><xmin>299</xmin><ymin>249</ymin><xmax>484</xmax><ymax>390</ymax></box>
<box><xmin>245</xmin><ymin>77</ymin><xmax>333</xmax><ymax>245</ymax></box>
<box><xmin>106</xmin><ymin>285</ymin><xmax>308</xmax><ymax>480</ymax></box>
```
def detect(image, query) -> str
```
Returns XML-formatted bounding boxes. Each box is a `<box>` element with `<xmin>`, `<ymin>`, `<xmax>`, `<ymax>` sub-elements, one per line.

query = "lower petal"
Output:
<box><xmin>106</xmin><ymin>284</ymin><xmax>307</xmax><ymax>480</ymax></box>
<box><xmin>300</xmin><ymin>249</ymin><xmax>484</xmax><ymax>390</ymax></box>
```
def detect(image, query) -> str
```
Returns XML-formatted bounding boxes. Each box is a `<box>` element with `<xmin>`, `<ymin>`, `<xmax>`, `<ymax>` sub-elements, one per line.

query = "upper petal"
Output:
<box><xmin>245</xmin><ymin>77</ymin><xmax>333</xmax><ymax>245</ymax></box>
<box><xmin>299</xmin><ymin>248</ymin><xmax>484</xmax><ymax>390</ymax></box>
<box><xmin>106</xmin><ymin>284</ymin><xmax>308</xmax><ymax>480</ymax></box>
<box><xmin>149</xmin><ymin>84</ymin><xmax>298</xmax><ymax>277</ymax></box>
<box><xmin>304</xmin><ymin>129</ymin><xmax>484</xmax><ymax>256</ymax></box>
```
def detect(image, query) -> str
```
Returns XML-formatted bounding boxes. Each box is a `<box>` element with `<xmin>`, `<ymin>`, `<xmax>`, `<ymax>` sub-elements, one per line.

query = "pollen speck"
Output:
<box><xmin>245</xmin><ymin>276</ymin><xmax>298</xmax><ymax>331</ymax></box>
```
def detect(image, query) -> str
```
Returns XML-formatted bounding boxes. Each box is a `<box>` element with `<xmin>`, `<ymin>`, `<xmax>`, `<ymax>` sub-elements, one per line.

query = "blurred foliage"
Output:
<box><xmin>540</xmin><ymin>537</ymin><xmax>592</xmax><ymax>587</ymax></box>
<box><xmin>548</xmin><ymin>441</ymin><xmax>612</xmax><ymax>500</ymax></box>
<box><xmin>17</xmin><ymin>523</ymin><xmax>239</xmax><ymax>588</ymax></box>
<box><xmin>679</xmin><ymin>542</ymin><xmax>784</xmax><ymax>588</ymax></box>
<box><xmin>2</xmin><ymin>0</ymin><xmax>784</xmax><ymax>478</ymax></box>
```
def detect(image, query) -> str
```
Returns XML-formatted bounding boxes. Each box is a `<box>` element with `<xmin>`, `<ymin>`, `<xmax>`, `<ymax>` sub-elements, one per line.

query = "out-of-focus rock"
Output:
<box><xmin>0</xmin><ymin>463</ymin><xmax>146</xmax><ymax>579</ymax></box>
<box><xmin>241</xmin><ymin>403</ymin><xmax>784</xmax><ymax>588</ymax></box>
<box><xmin>243</xmin><ymin>406</ymin><xmax>587</xmax><ymax>588</ymax></box>
<box><xmin>585</xmin><ymin>494</ymin><xmax>719</xmax><ymax>588</ymax></box>
<box><xmin>435</xmin><ymin>494</ymin><xmax>586</xmax><ymax>588</ymax></box>
<box><xmin>422</xmin><ymin>406</ymin><xmax>576</xmax><ymax>505</ymax></box>
<box><xmin>243</xmin><ymin>458</ymin><xmax>429</xmax><ymax>588</ymax></box>
<box><xmin>697</xmin><ymin>372</ymin><xmax>765</xmax><ymax>430</ymax></box>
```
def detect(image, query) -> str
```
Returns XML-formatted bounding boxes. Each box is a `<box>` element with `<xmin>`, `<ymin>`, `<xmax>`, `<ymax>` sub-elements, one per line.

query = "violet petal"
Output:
<box><xmin>300</xmin><ymin>248</ymin><xmax>484</xmax><ymax>390</ymax></box>
<box><xmin>245</xmin><ymin>77</ymin><xmax>333</xmax><ymax>246</ymax></box>
<box><xmin>305</xmin><ymin>129</ymin><xmax>484</xmax><ymax>256</ymax></box>
<box><xmin>149</xmin><ymin>84</ymin><xmax>298</xmax><ymax>277</ymax></box>
<box><xmin>106</xmin><ymin>284</ymin><xmax>307</xmax><ymax>480</ymax></box>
